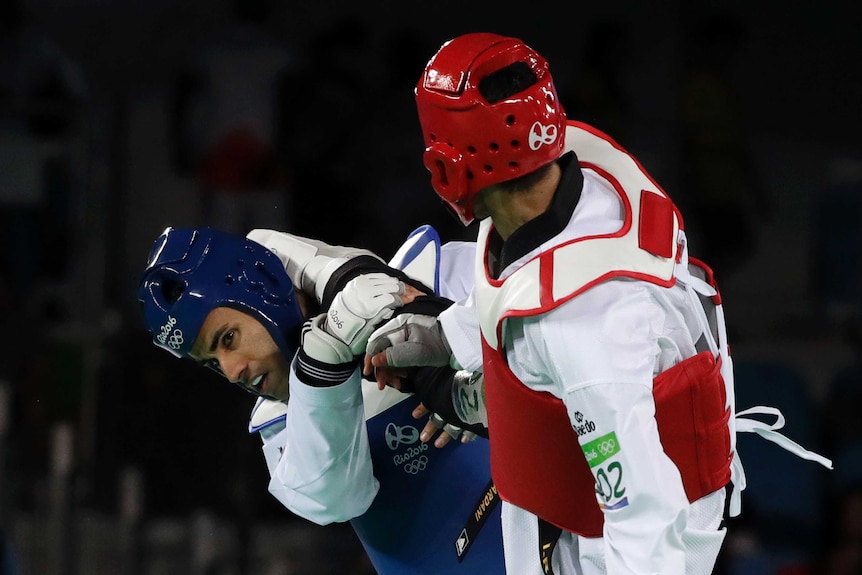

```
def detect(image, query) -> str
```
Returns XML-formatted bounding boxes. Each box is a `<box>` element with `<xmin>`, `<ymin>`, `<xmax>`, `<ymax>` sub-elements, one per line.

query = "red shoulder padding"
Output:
<box><xmin>638</xmin><ymin>190</ymin><xmax>675</xmax><ymax>259</ymax></box>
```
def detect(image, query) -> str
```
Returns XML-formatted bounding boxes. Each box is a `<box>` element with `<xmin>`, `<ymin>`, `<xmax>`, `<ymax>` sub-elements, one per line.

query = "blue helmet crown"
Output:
<box><xmin>137</xmin><ymin>227</ymin><xmax>303</xmax><ymax>360</ymax></box>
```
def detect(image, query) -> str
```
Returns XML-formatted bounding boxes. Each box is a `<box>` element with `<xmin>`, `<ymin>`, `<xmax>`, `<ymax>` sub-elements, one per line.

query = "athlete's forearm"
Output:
<box><xmin>268</xmin><ymin>366</ymin><xmax>378</xmax><ymax>524</ymax></box>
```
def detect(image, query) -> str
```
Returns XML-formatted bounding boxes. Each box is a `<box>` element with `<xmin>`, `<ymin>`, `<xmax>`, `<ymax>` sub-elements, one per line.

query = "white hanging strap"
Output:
<box><xmin>677</xmin><ymin>266</ymin><xmax>718</xmax><ymax>299</ymax></box>
<box><xmin>673</xmin><ymin>232</ymin><xmax>718</xmax><ymax>296</ymax></box>
<box><xmin>728</xmin><ymin>406</ymin><xmax>833</xmax><ymax>517</ymax></box>
<box><xmin>735</xmin><ymin>406</ymin><xmax>834</xmax><ymax>469</ymax></box>
<box><xmin>728</xmin><ymin>452</ymin><xmax>747</xmax><ymax>517</ymax></box>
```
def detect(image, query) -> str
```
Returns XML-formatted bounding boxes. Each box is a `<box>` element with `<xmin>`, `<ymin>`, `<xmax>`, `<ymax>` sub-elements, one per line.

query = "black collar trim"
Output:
<box><xmin>491</xmin><ymin>151</ymin><xmax>583</xmax><ymax>273</ymax></box>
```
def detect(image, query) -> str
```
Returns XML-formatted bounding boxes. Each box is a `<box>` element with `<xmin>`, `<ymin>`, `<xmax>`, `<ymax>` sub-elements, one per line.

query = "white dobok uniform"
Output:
<box><xmin>246</xmin><ymin>229</ymin><xmax>506</xmax><ymax>575</ymax></box>
<box><xmin>438</xmin><ymin>122</ymin><xmax>831</xmax><ymax>575</ymax></box>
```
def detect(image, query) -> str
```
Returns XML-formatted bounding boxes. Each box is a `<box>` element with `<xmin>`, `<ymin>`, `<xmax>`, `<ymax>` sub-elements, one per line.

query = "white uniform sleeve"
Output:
<box><xmin>265</xmin><ymin>359</ymin><xmax>378</xmax><ymax>525</ymax></box>
<box><xmin>512</xmin><ymin>280</ymin><xmax>690</xmax><ymax>574</ymax></box>
<box><xmin>438</xmin><ymin>241</ymin><xmax>477</xmax><ymax>303</ymax></box>
<box><xmin>567</xmin><ymin>383</ymin><xmax>688</xmax><ymax>574</ymax></box>
<box><xmin>438</xmin><ymin>294</ymin><xmax>483</xmax><ymax>372</ymax></box>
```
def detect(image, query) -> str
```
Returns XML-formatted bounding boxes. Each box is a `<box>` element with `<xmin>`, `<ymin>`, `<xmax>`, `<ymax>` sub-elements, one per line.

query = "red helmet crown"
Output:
<box><xmin>415</xmin><ymin>33</ymin><xmax>566</xmax><ymax>225</ymax></box>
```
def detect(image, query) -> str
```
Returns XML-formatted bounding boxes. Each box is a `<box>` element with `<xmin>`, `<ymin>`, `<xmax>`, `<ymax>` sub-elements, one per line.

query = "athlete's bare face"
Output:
<box><xmin>190</xmin><ymin>307</ymin><xmax>292</xmax><ymax>401</ymax></box>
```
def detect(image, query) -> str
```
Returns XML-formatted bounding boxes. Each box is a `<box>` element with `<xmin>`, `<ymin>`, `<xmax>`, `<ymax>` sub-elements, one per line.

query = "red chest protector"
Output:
<box><xmin>483</xmin><ymin>342</ymin><xmax>732</xmax><ymax>536</ymax></box>
<box><xmin>476</xmin><ymin>122</ymin><xmax>732</xmax><ymax>536</ymax></box>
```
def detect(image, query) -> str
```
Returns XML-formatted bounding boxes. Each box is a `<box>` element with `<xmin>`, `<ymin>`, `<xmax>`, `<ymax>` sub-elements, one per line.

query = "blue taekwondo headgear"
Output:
<box><xmin>137</xmin><ymin>227</ymin><xmax>303</xmax><ymax>361</ymax></box>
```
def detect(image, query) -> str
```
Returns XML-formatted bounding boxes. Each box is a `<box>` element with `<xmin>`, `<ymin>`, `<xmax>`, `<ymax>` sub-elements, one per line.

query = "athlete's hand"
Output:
<box><xmin>326</xmin><ymin>273</ymin><xmax>418</xmax><ymax>355</ymax></box>
<box><xmin>302</xmin><ymin>274</ymin><xmax>420</xmax><ymax>366</ymax></box>
<box><xmin>412</xmin><ymin>403</ymin><xmax>478</xmax><ymax>448</ymax></box>
<box><xmin>362</xmin><ymin>313</ymin><xmax>453</xmax><ymax>389</ymax></box>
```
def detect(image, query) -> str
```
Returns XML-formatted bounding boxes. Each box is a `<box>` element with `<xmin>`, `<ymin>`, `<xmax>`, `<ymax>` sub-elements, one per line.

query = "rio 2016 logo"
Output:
<box><xmin>328</xmin><ymin>308</ymin><xmax>344</xmax><ymax>330</ymax></box>
<box><xmin>385</xmin><ymin>423</ymin><xmax>419</xmax><ymax>450</ymax></box>
<box><xmin>385</xmin><ymin>422</ymin><xmax>430</xmax><ymax>475</ymax></box>
<box><xmin>157</xmin><ymin>315</ymin><xmax>184</xmax><ymax>350</ymax></box>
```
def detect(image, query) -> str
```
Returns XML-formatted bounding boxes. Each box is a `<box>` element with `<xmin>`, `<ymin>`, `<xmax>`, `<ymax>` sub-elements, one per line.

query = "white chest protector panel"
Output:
<box><xmin>475</xmin><ymin>122</ymin><xmax>681</xmax><ymax>350</ymax></box>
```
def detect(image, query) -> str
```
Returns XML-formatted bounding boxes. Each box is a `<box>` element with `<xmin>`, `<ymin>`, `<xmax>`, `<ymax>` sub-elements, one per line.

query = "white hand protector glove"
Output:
<box><xmin>365</xmin><ymin>313</ymin><xmax>454</xmax><ymax>368</ymax></box>
<box><xmin>297</xmin><ymin>273</ymin><xmax>406</xmax><ymax>387</ymax></box>
<box><xmin>300</xmin><ymin>314</ymin><xmax>355</xmax><ymax>366</ymax></box>
<box><xmin>326</xmin><ymin>273</ymin><xmax>406</xmax><ymax>355</ymax></box>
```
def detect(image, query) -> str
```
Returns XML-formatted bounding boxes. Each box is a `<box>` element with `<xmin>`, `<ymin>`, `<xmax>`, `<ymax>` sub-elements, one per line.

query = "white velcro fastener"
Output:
<box><xmin>326</xmin><ymin>273</ymin><xmax>404</xmax><ymax>354</ymax></box>
<box><xmin>302</xmin><ymin>314</ymin><xmax>354</xmax><ymax>365</ymax></box>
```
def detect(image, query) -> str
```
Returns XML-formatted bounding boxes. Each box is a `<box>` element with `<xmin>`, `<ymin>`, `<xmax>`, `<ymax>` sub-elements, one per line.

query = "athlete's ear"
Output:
<box><xmin>295</xmin><ymin>289</ymin><xmax>319</xmax><ymax>319</ymax></box>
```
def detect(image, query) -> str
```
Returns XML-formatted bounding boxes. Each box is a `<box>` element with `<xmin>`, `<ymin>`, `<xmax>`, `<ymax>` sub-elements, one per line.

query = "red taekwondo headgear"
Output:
<box><xmin>415</xmin><ymin>32</ymin><xmax>567</xmax><ymax>225</ymax></box>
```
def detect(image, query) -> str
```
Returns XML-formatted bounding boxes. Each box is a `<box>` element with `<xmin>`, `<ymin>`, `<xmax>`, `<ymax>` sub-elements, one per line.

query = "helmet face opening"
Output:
<box><xmin>138</xmin><ymin>227</ymin><xmax>303</xmax><ymax>360</ymax></box>
<box><xmin>415</xmin><ymin>33</ymin><xmax>566</xmax><ymax>224</ymax></box>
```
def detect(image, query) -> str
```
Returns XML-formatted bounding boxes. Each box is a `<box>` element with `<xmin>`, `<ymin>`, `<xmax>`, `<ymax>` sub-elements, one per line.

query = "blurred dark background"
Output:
<box><xmin>0</xmin><ymin>0</ymin><xmax>860</xmax><ymax>573</ymax></box>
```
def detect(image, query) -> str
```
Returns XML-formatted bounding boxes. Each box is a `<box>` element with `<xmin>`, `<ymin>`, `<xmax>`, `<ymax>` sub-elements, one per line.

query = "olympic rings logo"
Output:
<box><xmin>528</xmin><ymin>122</ymin><xmax>558</xmax><ymax>150</ymax></box>
<box><xmin>167</xmin><ymin>330</ymin><xmax>184</xmax><ymax>350</ymax></box>
<box><xmin>404</xmin><ymin>455</ymin><xmax>428</xmax><ymax>474</ymax></box>
<box><xmin>598</xmin><ymin>439</ymin><xmax>617</xmax><ymax>456</ymax></box>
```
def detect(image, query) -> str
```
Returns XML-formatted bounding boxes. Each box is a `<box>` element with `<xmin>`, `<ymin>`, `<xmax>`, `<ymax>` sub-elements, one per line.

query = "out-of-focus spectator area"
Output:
<box><xmin>1</xmin><ymin>0</ymin><xmax>860</xmax><ymax>573</ymax></box>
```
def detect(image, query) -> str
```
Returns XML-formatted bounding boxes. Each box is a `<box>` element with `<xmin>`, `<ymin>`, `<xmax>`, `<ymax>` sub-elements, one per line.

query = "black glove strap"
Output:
<box><xmin>295</xmin><ymin>348</ymin><xmax>358</xmax><ymax>388</ymax></box>
<box><xmin>408</xmin><ymin>366</ymin><xmax>488</xmax><ymax>438</ymax></box>
<box><xmin>321</xmin><ymin>255</ymin><xmax>440</xmax><ymax>309</ymax></box>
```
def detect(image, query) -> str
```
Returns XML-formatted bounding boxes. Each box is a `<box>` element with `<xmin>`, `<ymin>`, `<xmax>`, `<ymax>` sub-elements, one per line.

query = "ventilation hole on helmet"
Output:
<box><xmin>467</xmin><ymin>145</ymin><xmax>477</xmax><ymax>155</ymax></box>
<box><xmin>509</xmin><ymin>161</ymin><xmax>520</xmax><ymax>168</ymax></box>
<box><xmin>433</xmin><ymin>159</ymin><xmax>449</xmax><ymax>186</ymax></box>
<box><xmin>224</xmin><ymin>275</ymin><xmax>235</xmax><ymax>285</ymax></box>
<box><xmin>255</xmin><ymin>261</ymin><xmax>278</xmax><ymax>283</ymax></box>
<box><xmin>489</xmin><ymin>142</ymin><xmax>499</xmax><ymax>151</ymax></box>
<box><xmin>466</xmin><ymin>170</ymin><xmax>474</xmax><ymax>180</ymax></box>
<box><xmin>511</xmin><ymin>139</ymin><xmax>521</xmax><ymax>148</ymax></box>
<box><xmin>429</xmin><ymin>133</ymin><xmax>437</xmax><ymax>142</ymax></box>
<box><xmin>506</xmin><ymin>115</ymin><xmax>516</xmax><ymax>126</ymax></box>
<box><xmin>484</xmin><ymin>164</ymin><xmax>493</xmax><ymax>173</ymax></box>
<box><xmin>162</xmin><ymin>278</ymin><xmax>185</xmax><ymax>304</ymax></box>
